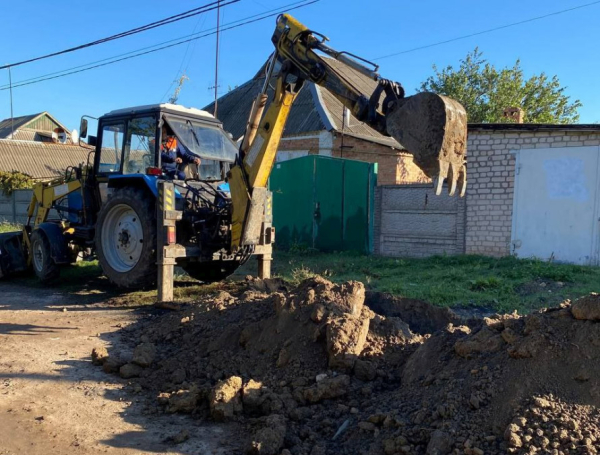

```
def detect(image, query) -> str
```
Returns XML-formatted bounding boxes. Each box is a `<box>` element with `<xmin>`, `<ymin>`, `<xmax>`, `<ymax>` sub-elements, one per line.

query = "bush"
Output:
<box><xmin>0</xmin><ymin>221</ymin><xmax>22</xmax><ymax>233</ymax></box>
<box><xmin>0</xmin><ymin>171</ymin><xmax>34</xmax><ymax>196</ymax></box>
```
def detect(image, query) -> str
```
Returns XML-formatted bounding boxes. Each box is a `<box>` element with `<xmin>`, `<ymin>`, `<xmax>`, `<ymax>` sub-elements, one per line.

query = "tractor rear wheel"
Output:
<box><xmin>182</xmin><ymin>260</ymin><xmax>240</xmax><ymax>283</ymax></box>
<box><xmin>95</xmin><ymin>188</ymin><xmax>157</xmax><ymax>289</ymax></box>
<box><xmin>30</xmin><ymin>230</ymin><xmax>60</xmax><ymax>284</ymax></box>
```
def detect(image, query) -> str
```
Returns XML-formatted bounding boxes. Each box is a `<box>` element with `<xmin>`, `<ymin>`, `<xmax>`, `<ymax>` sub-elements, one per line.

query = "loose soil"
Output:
<box><xmin>0</xmin><ymin>283</ymin><xmax>238</xmax><ymax>454</ymax></box>
<box><xmin>92</xmin><ymin>276</ymin><xmax>600</xmax><ymax>455</ymax></box>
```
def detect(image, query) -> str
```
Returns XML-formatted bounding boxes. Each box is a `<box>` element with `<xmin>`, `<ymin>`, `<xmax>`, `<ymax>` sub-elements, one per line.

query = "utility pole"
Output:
<box><xmin>213</xmin><ymin>0</ymin><xmax>221</xmax><ymax>117</ymax></box>
<box><xmin>8</xmin><ymin>66</ymin><xmax>14</xmax><ymax>139</ymax></box>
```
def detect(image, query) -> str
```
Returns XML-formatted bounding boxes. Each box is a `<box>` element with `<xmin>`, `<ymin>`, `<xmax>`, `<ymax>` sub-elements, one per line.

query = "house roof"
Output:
<box><xmin>0</xmin><ymin>113</ymin><xmax>41</xmax><ymax>139</ymax></box>
<box><xmin>0</xmin><ymin>140</ymin><xmax>91</xmax><ymax>179</ymax></box>
<box><xmin>204</xmin><ymin>56</ymin><xmax>404</xmax><ymax>150</ymax></box>
<box><xmin>0</xmin><ymin>111</ymin><xmax>71</xmax><ymax>140</ymax></box>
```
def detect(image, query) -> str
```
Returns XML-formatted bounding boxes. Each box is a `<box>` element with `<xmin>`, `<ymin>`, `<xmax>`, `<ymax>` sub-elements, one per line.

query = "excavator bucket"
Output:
<box><xmin>386</xmin><ymin>92</ymin><xmax>467</xmax><ymax>196</ymax></box>
<box><xmin>0</xmin><ymin>231</ymin><xmax>28</xmax><ymax>278</ymax></box>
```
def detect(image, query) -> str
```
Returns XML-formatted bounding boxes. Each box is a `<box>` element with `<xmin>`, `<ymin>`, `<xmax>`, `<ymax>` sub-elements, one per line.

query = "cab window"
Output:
<box><xmin>123</xmin><ymin>116</ymin><xmax>156</xmax><ymax>174</ymax></box>
<box><xmin>99</xmin><ymin>123</ymin><xmax>125</xmax><ymax>173</ymax></box>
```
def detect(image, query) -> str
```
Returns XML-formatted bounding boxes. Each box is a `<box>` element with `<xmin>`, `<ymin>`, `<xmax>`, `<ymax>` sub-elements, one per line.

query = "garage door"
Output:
<box><xmin>512</xmin><ymin>146</ymin><xmax>600</xmax><ymax>265</ymax></box>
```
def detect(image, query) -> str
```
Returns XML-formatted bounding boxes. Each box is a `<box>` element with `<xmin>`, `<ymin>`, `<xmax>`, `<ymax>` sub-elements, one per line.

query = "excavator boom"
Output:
<box><xmin>229</xmin><ymin>13</ymin><xmax>468</xmax><ymax>250</ymax></box>
<box><xmin>271</xmin><ymin>14</ymin><xmax>467</xmax><ymax>195</ymax></box>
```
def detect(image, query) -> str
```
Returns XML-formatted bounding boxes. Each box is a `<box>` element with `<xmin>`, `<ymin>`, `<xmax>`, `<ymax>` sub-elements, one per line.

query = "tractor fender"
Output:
<box><xmin>34</xmin><ymin>223</ymin><xmax>70</xmax><ymax>264</ymax></box>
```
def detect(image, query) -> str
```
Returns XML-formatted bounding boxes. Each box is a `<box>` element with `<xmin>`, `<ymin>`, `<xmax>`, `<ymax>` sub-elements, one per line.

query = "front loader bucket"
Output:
<box><xmin>0</xmin><ymin>231</ymin><xmax>28</xmax><ymax>279</ymax></box>
<box><xmin>386</xmin><ymin>92</ymin><xmax>467</xmax><ymax>196</ymax></box>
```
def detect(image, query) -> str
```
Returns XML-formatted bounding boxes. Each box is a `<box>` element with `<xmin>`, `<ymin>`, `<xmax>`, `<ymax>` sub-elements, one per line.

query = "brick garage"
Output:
<box><xmin>466</xmin><ymin>124</ymin><xmax>600</xmax><ymax>259</ymax></box>
<box><xmin>371</xmin><ymin>124</ymin><xmax>600</xmax><ymax>261</ymax></box>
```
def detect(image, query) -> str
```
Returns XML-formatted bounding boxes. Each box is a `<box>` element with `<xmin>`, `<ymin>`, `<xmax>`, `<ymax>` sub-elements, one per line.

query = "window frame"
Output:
<box><xmin>95</xmin><ymin>119</ymin><xmax>127</xmax><ymax>176</ymax></box>
<box><xmin>123</xmin><ymin>115</ymin><xmax>160</xmax><ymax>174</ymax></box>
<box><xmin>95</xmin><ymin>113</ymin><xmax>160</xmax><ymax>176</ymax></box>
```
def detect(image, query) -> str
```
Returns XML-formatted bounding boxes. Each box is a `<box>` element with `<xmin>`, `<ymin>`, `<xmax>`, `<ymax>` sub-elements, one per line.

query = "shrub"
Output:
<box><xmin>0</xmin><ymin>171</ymin><xmax>34</xmax><ymax>196</ymax></box>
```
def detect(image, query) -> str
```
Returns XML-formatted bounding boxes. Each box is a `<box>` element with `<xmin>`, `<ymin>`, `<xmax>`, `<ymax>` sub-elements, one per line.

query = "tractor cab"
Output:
<box><xmin>75</xmin><ymin>104</ymin><xmax>243</xmax><ymax>287</ymax></box>
<box><xmin>80</xmin><ymin>103</ymin><xmax>238</xmax><ymax>189</ymax></box>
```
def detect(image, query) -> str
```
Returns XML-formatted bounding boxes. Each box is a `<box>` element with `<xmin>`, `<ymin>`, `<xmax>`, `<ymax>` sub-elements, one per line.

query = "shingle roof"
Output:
<box><xmin>0</xmin><ymin>140</ymin><xmax>92</xmax><ymax>179</ymax></box>
<box><xmin>204</xmin><ymin>57</ymin><xmax>404</xmax><ymax>149</ymax></box>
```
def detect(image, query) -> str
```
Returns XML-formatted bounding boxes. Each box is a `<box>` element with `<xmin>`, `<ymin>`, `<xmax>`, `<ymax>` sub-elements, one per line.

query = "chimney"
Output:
<box><xmin>503</xmin><ymin>107</ymin><xmax>524</xmax><ymax>124</ymax></box>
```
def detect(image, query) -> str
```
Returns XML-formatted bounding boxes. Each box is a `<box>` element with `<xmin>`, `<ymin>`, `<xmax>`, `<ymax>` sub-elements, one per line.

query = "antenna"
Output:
<box><xmin>169</xmin><ymin>73</ymin><xmax>189</xmax><ymax>104</ymax></box>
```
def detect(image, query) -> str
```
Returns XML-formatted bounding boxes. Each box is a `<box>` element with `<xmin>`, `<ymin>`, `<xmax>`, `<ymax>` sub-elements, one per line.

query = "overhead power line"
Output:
<box><xmin>0</xmin><ymin>0</ymin><xmax>240</xmax><ymax>70</ymax></box>
<box><xmin>0</xmin><ymin>0</ymin><xmax>318</xmax><ymax>91</ymax></box>
<box><xmin>373</xmin><ymin>0</ymin><xmax>600</xmax><ymax>60</ymax></box>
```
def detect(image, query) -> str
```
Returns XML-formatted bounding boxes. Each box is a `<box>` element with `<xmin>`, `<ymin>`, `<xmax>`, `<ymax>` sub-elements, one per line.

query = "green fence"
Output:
<box><xmin>270</xmin><ymin>155</ymin><xmax>377</xmax><ymax>253</ymax></box>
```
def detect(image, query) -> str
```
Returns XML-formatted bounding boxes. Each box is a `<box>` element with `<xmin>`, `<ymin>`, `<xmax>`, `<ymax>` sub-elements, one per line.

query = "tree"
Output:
<box><xmin>419</xmin><ymin>48</ymin><xmax>582</xmax><ymax>124</ymax></box>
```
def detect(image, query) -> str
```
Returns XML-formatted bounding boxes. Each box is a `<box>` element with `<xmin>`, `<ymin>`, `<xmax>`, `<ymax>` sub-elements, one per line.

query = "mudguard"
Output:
<box><xmin>35</xmin><ymin>223</ymin><xmax>70</xmax><ymax>264</ymax></box>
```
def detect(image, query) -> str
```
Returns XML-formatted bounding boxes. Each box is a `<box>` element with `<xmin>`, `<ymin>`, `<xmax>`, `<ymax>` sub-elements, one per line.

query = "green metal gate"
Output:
<box><xmin>270</xmin><ymin>155</ymin><xmax>377</xmax><ymax>253</ymax></box>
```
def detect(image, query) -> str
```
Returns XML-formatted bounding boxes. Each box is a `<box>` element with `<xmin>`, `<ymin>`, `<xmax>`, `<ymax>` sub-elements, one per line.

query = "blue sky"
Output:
<box><xmin>1</xmin><ymin>0</ymin><xmax>599</xmax><ymax>132</ymax></box>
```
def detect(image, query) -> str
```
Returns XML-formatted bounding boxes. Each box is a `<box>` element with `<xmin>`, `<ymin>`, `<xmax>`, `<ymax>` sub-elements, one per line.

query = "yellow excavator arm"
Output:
<box><xmin>228</xmin><ymin>14</ymin><xmax>468</xmax><ymax>251</ymax></box>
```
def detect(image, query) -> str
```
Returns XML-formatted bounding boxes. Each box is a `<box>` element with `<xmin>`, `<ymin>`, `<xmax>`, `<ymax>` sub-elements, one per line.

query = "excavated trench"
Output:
<box><xmin>93</xmin><ymin>277</ymin><xmax>600</xmax><ymax>455</ymax></box>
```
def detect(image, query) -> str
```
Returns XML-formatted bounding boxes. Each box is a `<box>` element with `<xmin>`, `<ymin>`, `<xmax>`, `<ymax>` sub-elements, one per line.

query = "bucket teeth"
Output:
<box><xmin>385</xmin><ymin>92</ymin><xmax>468</xmax><ymax>197</ymax></box>
<box><xmin>458</xmin><ymin>164</ymin><xmax>467</xmax><ymax>198</ymax></box>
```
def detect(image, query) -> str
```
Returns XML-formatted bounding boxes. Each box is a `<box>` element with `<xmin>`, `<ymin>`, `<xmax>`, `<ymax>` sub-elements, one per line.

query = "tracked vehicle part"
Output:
<box><xmin>385</xmin><ymin>93</ymin><xmax>468</xmax><ymax>196</ymax></box>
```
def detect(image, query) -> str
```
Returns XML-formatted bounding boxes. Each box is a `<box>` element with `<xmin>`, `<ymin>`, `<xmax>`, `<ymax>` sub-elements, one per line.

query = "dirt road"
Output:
<box><xmin>0</xmin><ymin>283</ymin><xmax>234</xmax><ymax>455</ymax></box>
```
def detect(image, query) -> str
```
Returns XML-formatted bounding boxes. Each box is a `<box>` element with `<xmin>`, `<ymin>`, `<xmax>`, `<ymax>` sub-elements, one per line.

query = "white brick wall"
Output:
<box><xmin>466</xmin><ymin>129</ymin><xmax>600</xmax><ymax>256</ymax></box>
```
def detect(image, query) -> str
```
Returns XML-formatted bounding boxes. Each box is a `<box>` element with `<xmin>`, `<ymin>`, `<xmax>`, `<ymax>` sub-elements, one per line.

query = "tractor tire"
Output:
<box><xmin>30</xmin><ymin>230</ymin><xmax>60</xmax><ymax>284</ymax></box>
<box><xmin>95</xmin><ymin>188</ymin><xmax>157</xmax><ymax>289</ymax></box>
<box><xmin>182</xmin><ymin>260</ymin><xmax>240</xmax><ymax>283</ymax></box>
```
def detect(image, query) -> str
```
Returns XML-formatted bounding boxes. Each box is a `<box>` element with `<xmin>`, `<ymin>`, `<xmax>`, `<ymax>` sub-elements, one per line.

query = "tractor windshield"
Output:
<box><xmin>164</xmin><ymin>115</ymin><xmax>237</xmax><ymax>163</ymax></box>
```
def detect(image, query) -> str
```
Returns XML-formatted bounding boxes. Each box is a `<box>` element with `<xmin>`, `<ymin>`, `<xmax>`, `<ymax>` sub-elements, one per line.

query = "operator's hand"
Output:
<box><xmin>193</xmin><ymin>157</ymin><xmax>201</xmax><ymax>165</ymax></box>
<box><xmin>175</xmin><ymin>157</ymin><xmax>183</xmax><ymax>164</ymax></box>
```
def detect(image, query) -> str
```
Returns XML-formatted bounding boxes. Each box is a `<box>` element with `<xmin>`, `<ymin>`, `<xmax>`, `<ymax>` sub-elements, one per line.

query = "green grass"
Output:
<box><xmin>269</xmin><ymin>251</ymin><xmax>600</xmax><ymax>313</ymax></box>
<box><xmin>0</xmin><ymin>222</ymin><xmax>21</xmax><ymax>233</ymax></box>
<box><xmin>7</xmin><ymin>245</ymin><xmax>599</xmax><ymax>314</ymax></box>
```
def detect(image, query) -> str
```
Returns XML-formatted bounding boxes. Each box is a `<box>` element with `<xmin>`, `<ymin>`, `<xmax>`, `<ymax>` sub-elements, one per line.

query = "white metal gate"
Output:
<box><xmin>511</xmin><ymin>146</ymin><xmax>600</xmax><ymax>265</ymax></box>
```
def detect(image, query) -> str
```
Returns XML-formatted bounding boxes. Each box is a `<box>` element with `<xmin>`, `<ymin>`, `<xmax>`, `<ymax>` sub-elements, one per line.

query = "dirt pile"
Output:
<box><xmin>93</xmin><ymin>280</ymin><xmax>600</xmax><ymax>455</ymax></box>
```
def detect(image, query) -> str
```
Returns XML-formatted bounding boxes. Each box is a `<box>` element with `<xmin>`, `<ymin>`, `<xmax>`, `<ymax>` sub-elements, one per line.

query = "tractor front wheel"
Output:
<box><xmin>95</xmin><ymin>188</ymin><xmax>157</xmax><ymax>289</ymax></box>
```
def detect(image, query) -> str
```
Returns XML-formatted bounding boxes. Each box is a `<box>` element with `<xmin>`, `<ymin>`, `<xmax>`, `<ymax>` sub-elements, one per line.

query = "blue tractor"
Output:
<box><xmin>0</xmin><ymin>103</ymin><xmax>271</xmax><ymax>288</ymax></box>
